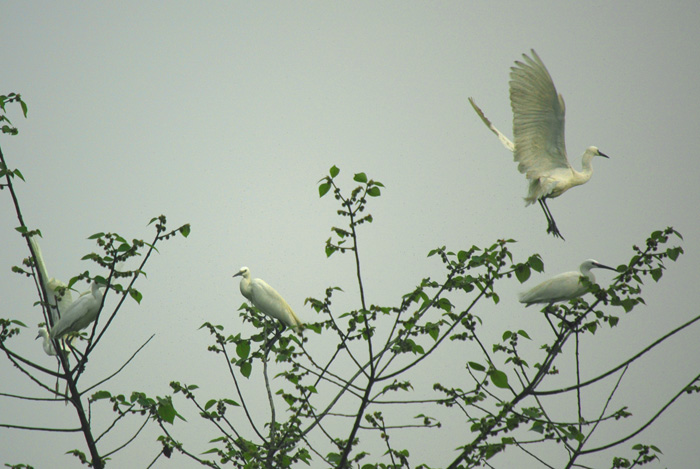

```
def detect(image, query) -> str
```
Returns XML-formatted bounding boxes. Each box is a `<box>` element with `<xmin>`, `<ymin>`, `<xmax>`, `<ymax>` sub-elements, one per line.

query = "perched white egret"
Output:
<box><xmin>49</xmin><ymin>282</ymin><xmax>104</xmax><ymax>340</ymax></box>
<box><xmin>29</xmin><ymin>235</ymin><xmax>74</xmax><ymax>323</ymax></box>
<box><xmin>519</xmin><ymin>259</ymin><xmax>617</xmax><ymax>306</ymax></box>
<box><xmin>233</xmin><ymin>266</ymin><xmax>303</xmax><ymax>330</ymax></box>
<box><xmin>469</xmin><ymin>50</ymin><xmax>609</xmax><ymax>240</ymax></box>
<box><xmin>36</xmin><ymin>326</ymin><xmax>73</xmax><ymax>356</ymax></box>
<box><xmin>36</xmin><ymin>327</ymin><xmax>63</xmax><ymax>356</ymax></box>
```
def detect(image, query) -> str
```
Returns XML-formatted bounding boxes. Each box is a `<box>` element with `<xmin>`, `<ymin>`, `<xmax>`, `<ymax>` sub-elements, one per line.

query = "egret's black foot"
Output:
<box><xmin>546</xmin><ymin>222</ymin><xmax>565</xmax><ymax>240</ymax></box>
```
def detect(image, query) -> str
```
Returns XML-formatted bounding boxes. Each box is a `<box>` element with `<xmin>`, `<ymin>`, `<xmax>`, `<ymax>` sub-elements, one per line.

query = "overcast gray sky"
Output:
<box><xmin>1</xmin><ymin>2</ymin><xmax>699</xmax><ymax>468</ymax></box>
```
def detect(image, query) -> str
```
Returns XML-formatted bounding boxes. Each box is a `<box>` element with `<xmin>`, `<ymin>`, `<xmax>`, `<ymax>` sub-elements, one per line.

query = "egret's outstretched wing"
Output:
<box><xmin>510</xmin><ymin>50</ymin><xmax>569</xmax><ymax>180</ymax></box>
<box><xmin>468</xmin><ymin>97</ymin><xmax>514</xmax><ymax>152</ymax></box>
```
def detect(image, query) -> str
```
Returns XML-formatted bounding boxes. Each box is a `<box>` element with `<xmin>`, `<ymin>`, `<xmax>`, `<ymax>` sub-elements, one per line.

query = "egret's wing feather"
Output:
<box><xmin>519</xmin><ymin>272</ymin><xmax>583</xmax><ymax>305</ymax></box>
<box><xmin>49</xmin><ymin>294</ymin><xmax>99</xmax><ymax>339</ymax></box>
<box><xmin>29</xmin><ymin>235</ymin><xmax>50</xmax><ymax>287</ymax></box>
<box><xmin>48</xmin><ymin>278</ymin><xmax>74</xmax><ymax>318</ymax></box>
<box><xmin>510</xmin><ymin>50</ymin><xmax>569</xmax><ymax>179</ymax></box>
<box><xmin>468</xmin><ymin>97</ymin><xmax>515</xmax><ymax>152</ymax></box>
<box><xmin>29</xmin><ymin>235</ymin><xmax>58</xmax><ymax>321</ymax></box>
<box><xmin>250</xmin><ymin>279</ymin><xmax>302</xmax><ymax>329</ymax></box>
<box><xmin>29</xmin><ymin>235</ymin><xmax>74</xmax><ymax>323</ymax></box>
<box><xmin>50</xmin><ymin>298</ymin><xmax>88</xmax><ymax>339</ymax></box>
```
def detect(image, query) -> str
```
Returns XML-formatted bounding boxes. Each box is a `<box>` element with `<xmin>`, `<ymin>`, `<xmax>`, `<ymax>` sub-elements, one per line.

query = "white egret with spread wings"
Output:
<box><xmin>469</xmin><ymin>50</ymin><xmax>609</xmax><ymax>240</ymax></box>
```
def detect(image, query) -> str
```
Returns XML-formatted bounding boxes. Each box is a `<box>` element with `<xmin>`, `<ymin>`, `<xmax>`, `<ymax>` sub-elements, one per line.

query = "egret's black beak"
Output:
<box><xmin>593</xmin><ymin>262</ymin><xmax>617</xmax><ymax>271</ymax></box>
<box><xmin>598</xmin><ymin>150</ymin><xmax>610</xmax><ymax>158</ymax></box>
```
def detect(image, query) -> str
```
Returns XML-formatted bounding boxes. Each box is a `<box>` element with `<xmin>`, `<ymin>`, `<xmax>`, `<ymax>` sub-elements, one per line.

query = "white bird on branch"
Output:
<box><xmin>36</xmin><ymin>326</ymin><xmax>70</xmax><ymax>356</ymax></box>
<box><xmin>469</xmin><ymin>50</ymin><xmax>609</xmax><ymax>240</ymax></box>
<box><xmin>49</xmin><ymin>281</ymin><xmax>104</xmax><ymax>340</ymax></box>
<box><xmin>519</xmin><ymin>259</ymin><xmax>617</xmax><ymax>306</ymax></box>
<box><xmin>233</xmin><ymin>266</ymin><xmax>303</xmax><ymax>330</ymax></box>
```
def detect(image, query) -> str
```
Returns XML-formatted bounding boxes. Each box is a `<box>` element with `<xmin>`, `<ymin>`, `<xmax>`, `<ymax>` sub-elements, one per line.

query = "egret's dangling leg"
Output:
<box><xmin>538</xmin><ymin>199</ymin><xmax>564</xmax><ymax>240</ymax></box>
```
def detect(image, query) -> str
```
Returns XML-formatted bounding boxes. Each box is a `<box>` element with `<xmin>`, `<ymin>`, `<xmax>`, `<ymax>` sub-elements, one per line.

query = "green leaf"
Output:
<box><xmin>353</xmin><ymin>172</ymin><xmax>368</xmax><ymax>183</ymax></box>
<box><xmin>620</xmin><ymin>298</ymin><xmax>635</xmax><ymax>313</ymax></box>
<box><xmin>514</xmin><ymin>264</ymin><xmax>531</xmax><ymax>283</ymax></box>
<box><xmin>20</xmin><ymin>98</ymin><xmax>28</xmax><ymax>118</ymax></box>
<box><xmin>14</xmin><ymin>226</ymin><xmax>28</xmax><ymax>234</ymax></box>
<box><xmin>204</xmin><ymin>399</ymin><xmax>216</xmax><ymax>411</ymax></box>
<box><xmin>468</xmin><ymin>361</ymin><xmax>485</xmax><ymax>372</ymax></box>
<box><xmin>88</xmin><ymin>232</ymin><xmax>105</xmax><ymax>240</ymax></box>
<box><xmin>411</xmin><ymin>342</ymin><xmax>425</xmax><ymax>354</ymax></box>
<box><xmin>436</xmin><ymin>297</ymin><xmax>453</xmax><ymax>312</ymax></box>
<box><xmin>129</xmin><ymin>288</ymin><xmax>143</xmax><ymax>304</ymax></box>
<box><xmin>13</xmin><ymin>169</ymin><xmax>25</xmax><ymax>181</ymax></box>
<box><xmin>650</xmin><ymin>268</ymin><xmax>662</xmax><ymax>282</ymax></box>
<box><xmin>426</xmin><ymin>322</ymin><xmax>439</xmax><ymax>341</ymax></box>
<box><xmin>11</xmin><ymin>319</ymin><xmax>27</xmax><ymax>327</ymax></box>
<box><xmin>517</xmin><ymin>330</ymin><xmax>531</xmax><ymax>340</ymax></box>
<box><xmin>236</xmin><ymin>341</ymin><xmax>251</xmax><ymax>359</ymax></box>
<box><xmin>91</xmin><ymin>390</ymin><xmax>111</xmax><ymax>401</ymax></box>
<box><xmin>240</xmin><ymin>361</ymin><xmax>252</xmax><ymax>378</ymax></box>
<box><xmin>489</xmin><ymin>369</ymin><xmax>509</xmax><ymax>389</ymax></box>
<box><xmin>157</xmin><ymin>398</ymin><xmax>177</xmax><ymax>424</ymax></box>
<box><xmin>329</xmin><ymin>165</ymin><xmax>340</xmax><ymax>178</ymax></box>
<box><xmin>318</xmin><ymin>182</ymin><xmax>331</xmax><ymax>197</ymax></box>
<box><xmin>367</xmin><ymin>186</ymin><xmax>381</xmax><ymax>197</ymax></box>
<box><xmin>528</xmin><ymin>254</ymin><xmax>544</xmax><ymax>272</ymax></box>
<box><xmin>179</xmin><ymin>224</ymin><xmax>191</xmax><ymax>238</ymax></box>
<box><xmin>502</xmin><ymin>331</ymin><xmax>512</xmax><ymax>341</ymax></box>
<box><xmin>667</xmin><ymin>247</ymin><xmax>682</xmax><ymax>261</ymax></box>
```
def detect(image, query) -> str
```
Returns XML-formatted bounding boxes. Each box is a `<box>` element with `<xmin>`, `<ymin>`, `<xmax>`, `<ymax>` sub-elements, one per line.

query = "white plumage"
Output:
<box><xmin>35</xmin><ymin>326</ymin><xmax>67</xmax><ymax>356</ymax></box>
<box><xmin>29</xmin><ymin>235</ymin><xmax>74</xmax><ymax>324</ymax></box>
<box><xmin>519</xmin><ymin>259</ymin><xmax>616</xmax><ymax>306</ymax></box>
<box><xmin>469</xmin><ymin>50</ymin><xmax>609</xmax><ymax>240</ymax></box>
<box><xmin>49</xmin><ymin>282</ymin><xmax>104</xmax><ymax>340</ymax></box>
<box><xmin>233</xmin><ymin>266</ymin><xmax>303</xmax><ymax>330</ymax></box>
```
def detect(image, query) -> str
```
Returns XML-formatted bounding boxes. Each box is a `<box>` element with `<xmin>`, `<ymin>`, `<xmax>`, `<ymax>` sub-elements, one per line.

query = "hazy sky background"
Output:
<box><xmin>1</xmin><ymin>2</ymin><xmax>699</xmax><ymax>467</ymax></box>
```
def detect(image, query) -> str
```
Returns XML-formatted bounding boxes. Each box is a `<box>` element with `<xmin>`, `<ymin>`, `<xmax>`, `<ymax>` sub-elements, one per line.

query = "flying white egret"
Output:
<box><xmin>233</xmin><ymin>266</ymin><xmax>303</xmax><ymax>330</ymax></box>
<box><xmin>29</xmin><ymin>235</ymin><xmax>74</xmax><ymax>324</ymax></box>
<box><xmin>469</xmin><ymin>50</ymin><xmax>609</xmax><ymax>240</ymax></box>
<box><xmin>519</xmin><ymin>259</ymin><xmax>617</xmax><ymax>306</ymax></box>
<box><xmin>49</xmin><ymin>281</ymin><xmax>104</xmax><ymax>340</ymax></box>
